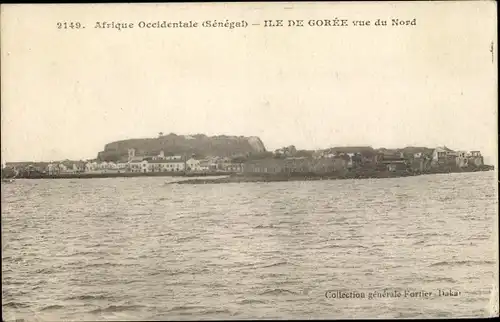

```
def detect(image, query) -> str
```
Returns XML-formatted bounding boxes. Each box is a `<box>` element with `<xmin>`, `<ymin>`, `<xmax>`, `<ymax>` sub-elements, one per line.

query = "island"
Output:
<box><xmin>2</xmin><ymin>134</ymin><xmax>495</xmax><ymax>183</ymax></box>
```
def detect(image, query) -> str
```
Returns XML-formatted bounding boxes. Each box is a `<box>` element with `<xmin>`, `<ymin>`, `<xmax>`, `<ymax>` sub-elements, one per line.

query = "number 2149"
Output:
<box><xmin>57</xmin><ymin>22</ymin><xmax>83</xmax><ymax>29</ymax></box>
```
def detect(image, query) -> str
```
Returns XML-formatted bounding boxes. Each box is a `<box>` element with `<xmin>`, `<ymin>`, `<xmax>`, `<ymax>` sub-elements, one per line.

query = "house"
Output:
<box><xmin>186</xmin><ymin>158</ymin><xmax>201</xmax><ymax>171</ymax></box>
<box><xmin>216</xmin><ymin>157</ymin><xmax>232</xmax><ymax>170</ymax></box>
<box><xmin>165</xmin><ymin>155</ymin><xmax>183</xmax><ymax>161</ymax></box>
<box><xmin>432</xmin><ymin>146</ymin><xmax>457</xmax><ymax>165</ymax></box>
<box><xmin>70</xmin><ymin>161</ymin><xmax>86</xmax><ymax>173</ymax></box>
<box><xmin>199</xmin><ymin>160</ymin><xmax>211</xmax><ymax>172</ymax></box>
<box><xmin>148</xmin><ymin>159</ymin><xmax>186</xmax><ymax>172</ymax></box>
<box><xmin>456</xmin><ymin>151</ymin><xmax>469</xmax><ymax>168</ymax></box>
<box><xmin>116</xmin><ymin>162</ymin><xmax>128</xmax><ymax>171</ymax></box>
<box><xmin>467</xmin><ymin>151</ymin><xmax>484</xmax><ymax>167</ymax></box>
<box><xmin>377</xmin><ymin>149</ymin><xmax>405</xmax><ymax>160</ymax></box>
<box><xmin>204</xmin><ymin>157</ymin><xmax>219</xmax><ymax>171</ymax></box>
<box><xmin>224</xmin><ymin>163</ymin><xmax>244</xmax><ymax>172</ymax></box>
<box><xmin>375</xmin><ymin>150</ymin><xmax>408</xmax><ymax>171</ymax></box>
<box><xmin>325</xmin><ymin>147</ymin><xmax>377</xmax><ymax>166</ymax></box>
<box><xmin>129</xmin><ymin>160</ymin><xmax>145</xmax><ymax>172</ymax></box>
<box><xmin>47</xmin><ymin>163</ymin><xmax>59</xmax><ymax>175</ymax></box>
<box><xmin>332</xmin><ymin>155</ymin><xmax>350</xmax><ymax>171</ymax></box>
<box><xmin>166</xmin><ymin>160</ymin><xmax>186</xmax><ymax>172</ymax></box>
<box><xmin>244</xmin><ymin>158</ymin><xmax>286</xmax><ymax>173</ymax></box>
<box><xmin>409</xmin><ymin>158</ymin><xmax>432</xmax><ymax>172</ymax></box>
<box><xmin>128</xmin><ymin>148</ymin><xmax>145</xmax><ymax>162</ymax></box>
<box><xmin>312</xmin><ymin>150</ymin><xmax>324</xmax><ymax>159</ymax></box>
<box><xmin>274</xmin><ymin>145</ymin><xmax>297</xmax><ymax>157</ymax></box>
<box><xmin>307</xmin><ymin>157</ymin><xmax>347</xmax><ymax>173</ymax></box>
<box><xmin>85</xmin><ymin>161</ymin><xmax>99</xmax><ymax>172</ymax></box>
<box><xmin>148</xmin><ymin>160</ymin><xmax>165</xmax><ymax>172</ymax></box>
<box><xmin>98</xmin><ymin>161</ymin><xmax>109</xmax><ymax>170</ymax></box>
<box><xmin>284</xmin><ymin>157</ymin><xmax>311</xmax><ymax>173</ymax></box>
<box><xmin>152</xmin><ymin>151</ymin><xmax>166</xmax><ymax>160</ymax></box>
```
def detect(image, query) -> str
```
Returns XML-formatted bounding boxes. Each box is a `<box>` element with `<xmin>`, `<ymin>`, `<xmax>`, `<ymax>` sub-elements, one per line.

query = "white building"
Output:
<box><xmin>116</xmin><ymin>162</ymin><xmax>128</xmax><ymax>170</ymax></box>
<box><xmin>432</xmin><ymin>147</ymin><xmax>455</xmax><ymax>163</ymax></box>
<box><xmin>186</xmin><ymin>158</ymin><xmax>201</xmax><ymax>171</ymax></box>
<box><xmin>85</xmin><ymin>161</ymin><xmax>98</xmax><ymax>172</ymax></box>
<box><xmin>199</xmin><ymin>160</ymin><xmax>210</xmax><ymax>171</ymax></box>
<box><xmin>149</xmin><ymin>159</ymin><xmax>186</xmax><ymax>172</ymax></box>
<box><xmin>129</xmin><ymin>160</ymin><xmax>146</xmax><ymax>172</ymax></box>
<box><xmin>165</xmin><ymin>155</ymin><xmax>183</xmax><ymax>161</ymax></box>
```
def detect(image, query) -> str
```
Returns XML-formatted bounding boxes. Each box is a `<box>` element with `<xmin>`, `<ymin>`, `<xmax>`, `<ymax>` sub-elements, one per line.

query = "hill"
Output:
<box><xmin>97</xmin><ymin>133</ymin><xmax>267</xmax><ymax>161</ymax></box>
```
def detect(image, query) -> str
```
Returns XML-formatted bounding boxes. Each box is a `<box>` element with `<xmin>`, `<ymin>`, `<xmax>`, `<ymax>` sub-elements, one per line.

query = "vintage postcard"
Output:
<box><xmin>1</xmin><ymin>1</ymin><xmax>498</xmax><ymax>320</ymax></box>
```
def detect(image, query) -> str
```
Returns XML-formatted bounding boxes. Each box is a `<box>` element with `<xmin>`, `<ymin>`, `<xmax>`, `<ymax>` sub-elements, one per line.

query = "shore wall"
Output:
<box><xmin>2</xmin><ymin>164</ymin><xmax>494</xmax><ymax>181</ymax></box>
<box><xmin>4</xmin><ymin>171</ymin><xmax>234</xmax><ymax>180</ymax></box>
<box><xmin>172</xmin><ymin>166</ymin><xmax>495</xmax><ymax>185</ymax></box>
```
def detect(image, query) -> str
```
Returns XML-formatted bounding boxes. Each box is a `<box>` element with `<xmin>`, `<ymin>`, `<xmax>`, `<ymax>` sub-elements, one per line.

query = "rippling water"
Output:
<box><xmin>2</xmin><ymin>172</ymin><xmax>498</xmax><ymax>320</ymax></box>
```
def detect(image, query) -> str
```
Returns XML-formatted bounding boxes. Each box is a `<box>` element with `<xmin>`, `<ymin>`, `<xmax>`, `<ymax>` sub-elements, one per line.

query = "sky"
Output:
<box><xmin>1</xmin><ymin>2</ymin><xmax>497</xmax><ymax>165</ymax></box>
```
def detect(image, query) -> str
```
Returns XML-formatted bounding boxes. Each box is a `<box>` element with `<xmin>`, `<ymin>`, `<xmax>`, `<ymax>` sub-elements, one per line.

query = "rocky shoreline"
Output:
<box><xmin>170</xmin><ymin>166</ymin><xmax>495</xmax><ymax>185</ymax></box>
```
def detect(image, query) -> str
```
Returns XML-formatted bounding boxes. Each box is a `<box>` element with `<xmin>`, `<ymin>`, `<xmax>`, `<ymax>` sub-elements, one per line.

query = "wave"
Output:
<box><xmin>2</xmin><ymin>301</ymin><xmax>30</xmax><ymax>308</ymax></box>
<box><xmin>259</xmin><ymin>288</ymin><xmax>298</xmax><ymax>296</ymax></box>
<box><xmin>148</xmin><ymin>267</ymin><xmax>206</xmax><ymax>277</ymax></box>
<box><xmin>238</xmin><ymin>299</ymin><xmax>267</xmax><ymax>305</ymax></box>
<box><xmin>2</xmin><ymin>280</ymin><xmax>25</xmax><ymax>286</ymax></box>
<box><xmin>430</xmin><ymin>260</ymin><xmax>495</xmax><ymax>267</ymax></box>
<box><xmin>34</xmin><ymin>267</ymin><xmax>57</xmax><ymax>274</ymax></box>
<box><xmin>83</xmin><ymin>262</ymin><xmax>138</xmax><ymax>268</ymax></box>
<box><xmin>88</xmin><ymin>304</ymin><xmax>147</xmax><ymax>314</ymax></box>
<box><xmin>258</xmin><ymin>261</ymin><xmax>295</xmax><ymax>269</ymax></box>
<box><xmin>421</xmin><ymin>277</ymin><xmax>458</xmax><ymax>283</ymax></box>
<box><xmin>254</xmin><ymin>224</ymin><xmax>275</xmax><ymax>229</ymax></box>
<box><xmin>57</xmin><ymin>251</ymin><xmax>109</xmax><ymax>258</ymax></box>
<box><xmin>40</xmin><ymin>304</ymin><xmax>65</xmax><ymax>311</ymax></box>
<box><xmin>65</xmin><ymin>294</ymin><xmax>111</xmax><ymax>301</ymax></box>
<box><xmin>167</xmin><ymin>305</ymin><xmax>207</xmax><ymax>312</ymax></box>
<box><xmin>200</xmin><ymin>308</ymin><xmax>232</xmax><ymax>315</ymax></box>
<box><xmin>318</xmin><ymin>244</ymin><xmax>369</xmax><ymax>249</ymax></box>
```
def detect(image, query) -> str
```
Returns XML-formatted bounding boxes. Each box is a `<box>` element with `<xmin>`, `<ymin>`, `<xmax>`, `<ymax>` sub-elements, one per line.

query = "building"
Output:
<box><xmin>127</xmin><ymin>148</ymin><xmax>144</xmax><ymax>162</ymax></box>
<box><xmin>224</xmin><ymin>163</ymin><xmax>244</xmax><ymax>172</ymax></box>
<box><xmin>307</xmin><ymin>157</ymin><xmax>347</xmax><ymax>173</ymax></box>
<box><xmin>116</xmin><ymin>162</ymin><xmax>129</xmax><ymax>171</ymax></box>
<box><xmin>456</xmin><ymin>151</ymin><xmax>469</xmax><ymax>168</ymax></box>
<box><xmin>186</xmin><ymin>158</ymin><xmax>201</xmax><ymax>171</ymax></box>
<box><xmin>129</xmin><ymin>160</ymin><xmax>147</xmax><ymax>172</ymax></box>
<box><xmin>376</xmin><ymin>150</ymin><xmax>408</xmax><ymax>171</ymax></box>
<box><xmin>244</xmin><ymin>158</ymin><xmax>286</xmax><ymax>174</ymax></box>
<box><xmin>467</xmin><ymin>151</ymin><xmax>484</xmax><ymax>167</ymax></box>
<box><xmin>148</xmin><ymin>159</ymin><xmax>186</xmax><ymax>172</ymax></box>
<box><xmin>409</xmin><ymin>158</ymin><xmax>432</xmax><ymax>172</ymax></box>
<box><xmin>274</xmin><ymin>145</ymin><xmax>297</xmax><ymax>157</ymax></box>
<box><xmin>166</xmin><ymin>160</ymin><xmax>186</xmax><ymax>172</ymax></box>
<box><xmin>215</xmin><ymin>157</ymin><xmax>232</xmax><ymax>170</ymax></box>
<box><xmin>283</xmin><ymin>157</ymin><xmax>311</xmax><ymax>173</ymax></box>
<box><xmin>47</xmin><ymin>163</ymin><xmax>59</xmax><ymax>175</ymax></box>
<box><xmin>198</xmin><ymin>160</ymin><xmax>211</xmax><ymax>172</ymax></box>
<box><xmin>432</xmin><ymin>146</ymin><xmax>457</xmax><ymax>165</ymax></box>
<box><xmin>165</xmin><ymin>155</ymin><xmax>183</xmax><ymax>161</ymax></box>
<box><xmin>151</xmin><ymin>150</ymin><xmax>166</xmax><ymax>160</ymax></box>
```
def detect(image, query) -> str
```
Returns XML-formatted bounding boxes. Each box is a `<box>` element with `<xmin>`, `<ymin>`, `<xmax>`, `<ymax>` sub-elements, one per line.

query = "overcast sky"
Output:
<box><xmin>1</xmin><ymin>2</ymin><xmax>497</xmax><ymax>164</ymax></box>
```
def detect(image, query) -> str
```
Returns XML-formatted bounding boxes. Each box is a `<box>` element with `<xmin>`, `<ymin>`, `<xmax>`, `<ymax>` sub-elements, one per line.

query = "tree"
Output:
<box><xmin>158</xmin><ymin>132</ymin><xmax>164</xmax><ymax>137</ymax></box>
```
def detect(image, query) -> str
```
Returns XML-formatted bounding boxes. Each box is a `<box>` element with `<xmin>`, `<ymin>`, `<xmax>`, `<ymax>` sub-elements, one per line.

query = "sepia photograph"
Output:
<box><xmin>1</xmin><ymin>1</ymin><xmax>498</xmax><ymax>320</ymax></box>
